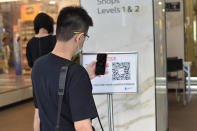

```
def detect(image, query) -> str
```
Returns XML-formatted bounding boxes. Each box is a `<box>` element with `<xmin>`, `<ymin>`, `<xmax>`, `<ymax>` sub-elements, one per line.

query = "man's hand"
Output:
<box><xmin>34</xmin><ymin>108</ymin><xmax>40</xmax><ymax>131</ymax></box>
<box><xmin>86</xmin><ymin>61</ymin><xmax>108</xmax><ymax>80</ymax></box>
<box><xmin>86</xmin><ymin>61</ymin><xmax>97</xmax><ymax>80</ymax></box>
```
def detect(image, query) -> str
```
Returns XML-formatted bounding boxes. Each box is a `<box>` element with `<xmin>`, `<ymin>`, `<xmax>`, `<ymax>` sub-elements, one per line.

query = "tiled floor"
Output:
<box><xmin>0</xmin><ymin>100</ymin><xmax>34</xmax><ymax>131</ymax></box>
<box><xmin>0</xmin><ymin>93</ymin><xmax>197</xmax><ymax>131</ymax></box>
<box><xmin>168</xmin><ymin>93</ymin><xmax>197</xmax><ymax>131</ymax></box>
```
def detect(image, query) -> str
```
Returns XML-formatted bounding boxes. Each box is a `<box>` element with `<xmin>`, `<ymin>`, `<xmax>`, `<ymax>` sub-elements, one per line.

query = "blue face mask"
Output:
<box><xmin>75</xmin><ymin>49</ymin><xmax>81</xmax><ymax>55</ymax></box>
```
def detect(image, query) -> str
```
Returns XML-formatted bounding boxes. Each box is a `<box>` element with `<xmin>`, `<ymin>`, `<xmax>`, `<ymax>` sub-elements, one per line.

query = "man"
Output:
<box><xmin>25</xmin><ymin>13</ymin><xmax>56</xmax><ymax>130</ymax></box>
<box><xmin>32</xmin><ymin>7</ymin><xmax>98</xmax><ymax>131</ymax></box>
<box><xmin>26</xmin><ymin>12</ymin><xmax>55</xmax><ymax>68</ymax></box>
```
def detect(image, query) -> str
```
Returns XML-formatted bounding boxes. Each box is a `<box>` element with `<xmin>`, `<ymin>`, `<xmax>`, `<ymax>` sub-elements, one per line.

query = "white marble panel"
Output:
<box><xmin>81</xmin><ymin>0</ymin><xmax>156</xmax><ymax>130</ymax></box>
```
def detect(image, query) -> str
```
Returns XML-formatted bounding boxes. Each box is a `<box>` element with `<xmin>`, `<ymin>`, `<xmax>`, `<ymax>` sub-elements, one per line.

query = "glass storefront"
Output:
<box><xmin>0</xmin><ymin>0</ymin><xmax>79</xmax><ymax>76</ymax></box>
<box><xmin>185</xmin><ymin>0</ymin><xmax>197</xmax><ymax>76</ymax></box>
<box><xmin>0</xmin><ymin>0</ymin><xmax>79</xmax><ymax>106</ymax></box>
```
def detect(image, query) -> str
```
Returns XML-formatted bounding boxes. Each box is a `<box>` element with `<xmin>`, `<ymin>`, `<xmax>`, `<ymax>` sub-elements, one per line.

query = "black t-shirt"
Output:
<box><xmin>32</xmin><ymin>53</ymin><xmax>98</xmax><ymax>131</ymax></box>
<box><xmin>26</xmin><ymin>35</ymin><xmax>56</xmax><ymax>67</ymax></box>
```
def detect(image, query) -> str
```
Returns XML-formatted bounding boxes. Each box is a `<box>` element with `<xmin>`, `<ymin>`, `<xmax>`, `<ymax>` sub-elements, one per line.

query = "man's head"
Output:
<box><xmin>56</xmin><ymin>6</ymin><xmax>93</xmax><ymax>45</ymax></box>
<box><xmin>33</xmin><ymin>13</ymin><xmax>54</xmax><ymax>34</ymax></box>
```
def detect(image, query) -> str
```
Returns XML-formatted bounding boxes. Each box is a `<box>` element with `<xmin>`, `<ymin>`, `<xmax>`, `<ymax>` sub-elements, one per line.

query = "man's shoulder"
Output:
<box><xmin>32</xmin><ymin>54</ymin><xmax>49</xmax><ymax>70</ymax></box>
<box><xmin>51</xmin><ymin>35</ymin><xmax>56</xmax><ymax>39</ymax></box>
<box><xmin>47</xmin><ymin>35</ymin><xmax>56</xmax><ymax>42</ymax></box>
<box><xmin>27</xmin><ymin>37</ymin><xmax>35</xmax><ymax>47</ymax></box>
<box><xmin>70</xmin><ymin>64</ymin><xmax>87</xmax><ymax>75</ymax></box>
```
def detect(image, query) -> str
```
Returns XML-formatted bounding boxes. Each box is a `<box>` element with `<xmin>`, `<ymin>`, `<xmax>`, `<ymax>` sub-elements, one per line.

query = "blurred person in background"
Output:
<box><xmin>26</xmin><ymin>12</ymin><xmax>56</xmax><ymax>131</ymax></box>
<box><xmin>26</xmin><ymin>12</ymin><xmax>56</xmax><ymax>68</ymax></box>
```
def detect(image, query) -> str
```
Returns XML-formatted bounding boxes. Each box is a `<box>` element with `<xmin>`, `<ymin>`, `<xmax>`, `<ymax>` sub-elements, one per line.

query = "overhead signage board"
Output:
<box><xmin>21</xmin><ymin>4</ymin><xmax>41</xmax><ymax>21</ymax></box>
<box><xmin>165</xmin><ymin>2</ymin><xmax>180</xmax><ymax>12</ymax></box>
<box><xmin>82</xmin><ymin>53</ymin><xmax>138</xmax><ymax>94</ymax></box>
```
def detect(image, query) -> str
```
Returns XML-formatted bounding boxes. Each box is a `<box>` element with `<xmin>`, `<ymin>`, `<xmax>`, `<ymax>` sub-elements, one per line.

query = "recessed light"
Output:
<box><xmin>49</xmin><ymin>0</ymin><xmax>56</xmax><ymax>5</ymax></box>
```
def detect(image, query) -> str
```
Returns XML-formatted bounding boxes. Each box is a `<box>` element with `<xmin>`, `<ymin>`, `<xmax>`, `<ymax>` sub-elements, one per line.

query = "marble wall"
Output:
<box><xmin>81</xmin><ymin>0</ymin><xmax>167</xmax><ymax>130</ymax></box>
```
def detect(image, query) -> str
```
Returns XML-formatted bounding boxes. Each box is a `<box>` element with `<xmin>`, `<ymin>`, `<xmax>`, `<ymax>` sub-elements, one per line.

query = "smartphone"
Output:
<box><xmin>95</xmin><ymin>53</ymin><xmax>107</xmax><ymax>75</ymax></box>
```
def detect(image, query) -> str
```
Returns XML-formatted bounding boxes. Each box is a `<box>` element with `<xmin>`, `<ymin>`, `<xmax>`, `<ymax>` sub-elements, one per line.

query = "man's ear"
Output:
<box><xmin>75</xmin><ymin>33</ymin><xmax>84</xmax><ymax>43</ymax></box>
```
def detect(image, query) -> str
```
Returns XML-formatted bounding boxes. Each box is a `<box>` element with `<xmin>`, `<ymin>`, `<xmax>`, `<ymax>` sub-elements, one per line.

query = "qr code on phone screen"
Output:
<box><xmin>112</xmin><ymin>62</ymin><xmax>131</xmax><ymax>80</ymax></box>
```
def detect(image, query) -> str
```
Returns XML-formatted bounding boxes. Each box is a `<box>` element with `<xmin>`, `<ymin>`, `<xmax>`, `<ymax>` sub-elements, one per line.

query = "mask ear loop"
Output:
<box><xmin>75</xmin><ymin>32</ymin><xmax>83</xmax><ymax>55</ymax></box>
<box><xmin>75</xmin><ymin>42</ymin><xmax>82</xmax><ymax>56</ymax></box>
<box><xmin>77</xmin><ymin>41</ymin><xmax>80</xmax><ymax>50</ymax></box>
<box><xmin>78</xmin><ymin>34</ymin><xmax>84</xmax><ymax>51</ymax></box>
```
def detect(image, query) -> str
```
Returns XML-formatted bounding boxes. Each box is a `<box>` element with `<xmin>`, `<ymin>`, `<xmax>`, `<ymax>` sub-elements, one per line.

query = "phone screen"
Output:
<box><xmin>95</xmin><ymin>53</ymin><xmax>107</xmax><ymax>75</ymax></box>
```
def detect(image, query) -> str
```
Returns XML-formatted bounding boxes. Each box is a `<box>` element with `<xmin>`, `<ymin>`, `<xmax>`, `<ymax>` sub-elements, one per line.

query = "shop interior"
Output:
<box><xmin>0</xmin><ymin>0</ymin><xmax>79</xmax><ymax>106</ymax></box>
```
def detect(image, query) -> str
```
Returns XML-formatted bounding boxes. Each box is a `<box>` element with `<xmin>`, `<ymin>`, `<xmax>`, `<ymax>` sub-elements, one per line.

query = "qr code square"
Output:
<box><xmin>112</xmin><ymin>62</ymin><xmax>131</xmax><ymax>80</ymax></box>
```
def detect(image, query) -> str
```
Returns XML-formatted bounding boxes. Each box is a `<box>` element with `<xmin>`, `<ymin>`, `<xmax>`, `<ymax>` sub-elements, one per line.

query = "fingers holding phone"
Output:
<box><xmin>86</xmin><ymin>61</ymin><xmax>97</xmax><ymax>80</ymax></box>
<box><xmin>86</xmin><ymin>53</ymin><xmax>108</xmax><ymax>80</ymax></box>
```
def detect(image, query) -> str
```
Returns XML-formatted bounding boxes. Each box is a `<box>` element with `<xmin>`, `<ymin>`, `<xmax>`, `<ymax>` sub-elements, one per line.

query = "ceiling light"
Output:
<box><xmin>158</xmin><ymin>2</ymin><xmax>162</xmax><ymax>5</ymax></box>
<box><xmin>0</xmin><ymin>0</ymin><xmax>20</xmax><ymax>2</ymax></box>
<box><xmin>49</xmin><ymin>0</ymin><xmax>56</xmax><ymax>5</ymax></box>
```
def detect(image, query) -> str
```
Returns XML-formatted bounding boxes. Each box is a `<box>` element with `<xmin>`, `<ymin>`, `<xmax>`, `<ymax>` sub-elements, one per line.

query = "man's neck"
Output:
<box><xmin>35</xmin><ymin>28</ymin><xmax>49</xmax><ymax>38</ymax></box>
<box><xmin>51</xmin><ymin>41</ymin><xmax>74</xmax><ymax>60</ymax></box>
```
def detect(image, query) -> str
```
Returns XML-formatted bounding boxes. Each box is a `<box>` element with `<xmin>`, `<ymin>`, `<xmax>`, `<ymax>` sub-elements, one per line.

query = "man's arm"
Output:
<box><xmin>74</xmin><ymin>119</ymin><xmax>93</xmax><ymax>131</ymax></box>
<box><xmin>34</xmin><ymin>108</ymin><xmax>40</xmax><ymax>131</ymax></box>
<box><xmin>69</xmin><ymin>66</ymin><xmax>98</xmax><ymax>131</ymax></box>
<box><xmin>26</xmin><ymin>43</ymin><xmax>33</xmax><ymax>67</ymax></box>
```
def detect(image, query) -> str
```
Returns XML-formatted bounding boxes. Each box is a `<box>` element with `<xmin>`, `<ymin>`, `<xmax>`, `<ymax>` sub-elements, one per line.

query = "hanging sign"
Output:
<box><xmin>165</xmin><ymin>2</ymin><xmax>180</xmax><ymax>12</ymax></box>
<box><xmin>20</xmin><ymin>4</ymin><xmax>41</xmax><ymax>21</ymax></box>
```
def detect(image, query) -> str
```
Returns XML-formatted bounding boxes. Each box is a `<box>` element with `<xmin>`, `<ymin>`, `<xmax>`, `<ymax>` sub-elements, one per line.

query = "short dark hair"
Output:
<box><xmin>56</xmin><ymin>6</ymin><xmax>93</xmax><ymax>42</ymax></box>
<box><xmin>33</xmin><ymin>13</ymin><xmax>54</xmax><ymax>34</ymax></box>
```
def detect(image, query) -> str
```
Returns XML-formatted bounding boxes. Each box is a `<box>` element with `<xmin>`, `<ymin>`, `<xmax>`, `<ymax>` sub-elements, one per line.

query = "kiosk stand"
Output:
<box><xmin>108</xmin><ymin>94</ymin><xmax>114</xmax><ymax>131</ymax></box>
<box><xmin>82</xmin><ymin>53</ymin><xmax>138</xmax><ymax>131</ymax></box>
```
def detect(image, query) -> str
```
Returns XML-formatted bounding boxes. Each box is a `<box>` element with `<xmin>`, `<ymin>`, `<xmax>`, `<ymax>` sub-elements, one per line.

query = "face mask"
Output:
<box><xmin>75</xmin><ymin>49</ymin><xmax>81</xmax><ymax>55</ymax></box>
<box><xmin>75</xmin><ymin>38</ymin><xmax>83</xmax><ymax>55</ymax></box>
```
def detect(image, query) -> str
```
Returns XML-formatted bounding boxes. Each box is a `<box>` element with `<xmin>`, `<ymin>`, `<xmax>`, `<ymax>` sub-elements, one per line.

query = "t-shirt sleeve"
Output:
<box><xmin>26</xmin><ymin>41</ymin><xmax>33</xmax><ymax>68</ymax></box>
<box><xmin>31</xmin><ymin>68</ymin><xmax>38</xmax><ymax>108</ymax></box>
<box><xmin>68</xmin><ymin>66</ymin><xmax>98</xmax><ymax>122</ymax></box>
<box><xmin>33</xmin><ymin>87</ymin><xmax>38</xmax><ymax>108</ymax></box>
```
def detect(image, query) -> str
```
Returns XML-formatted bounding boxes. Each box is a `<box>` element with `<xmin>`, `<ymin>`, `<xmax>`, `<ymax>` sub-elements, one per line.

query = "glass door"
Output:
<box><xmin>185</xmin><ymin>0</ymin><xmax>197</xmax><ymax>76</ymax></box>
